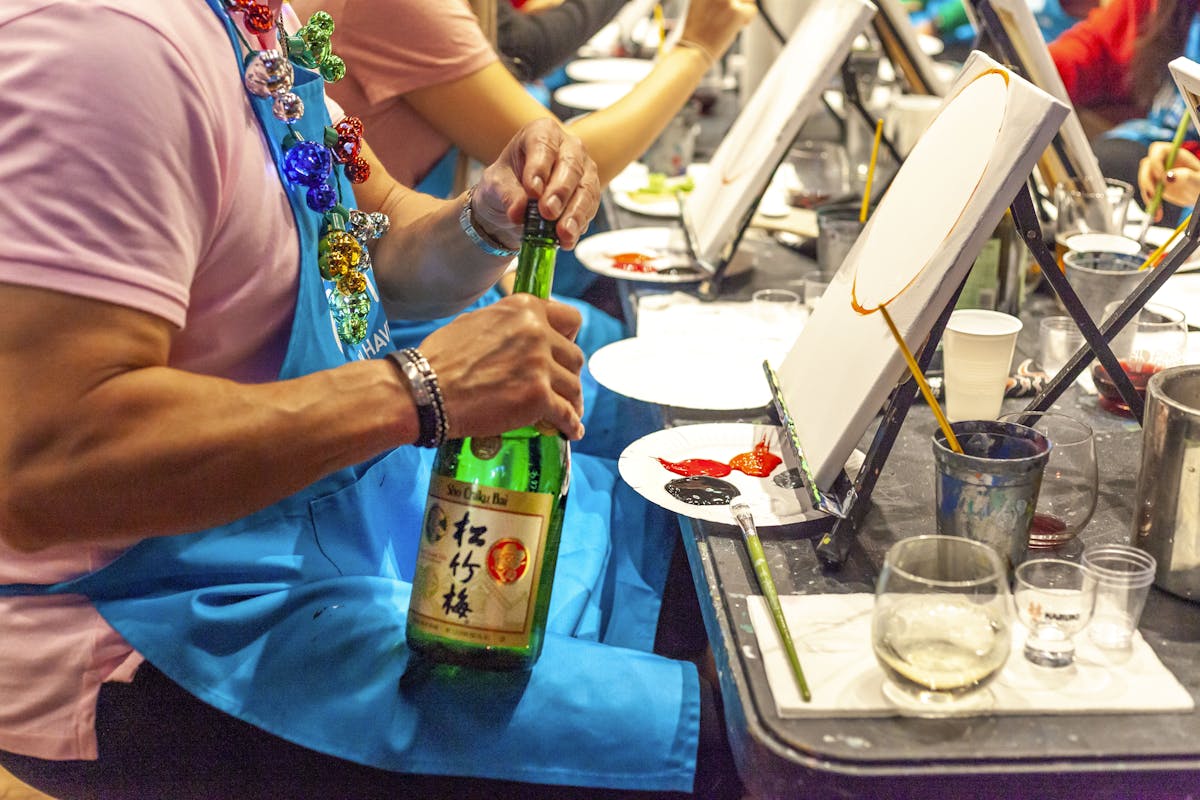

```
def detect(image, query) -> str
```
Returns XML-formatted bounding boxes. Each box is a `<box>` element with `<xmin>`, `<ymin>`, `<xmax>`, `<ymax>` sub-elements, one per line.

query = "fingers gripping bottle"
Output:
<box><xmin>406</xmin><ymin>201</ymin><xmax>569</xmax><ymax>670</ymax></box>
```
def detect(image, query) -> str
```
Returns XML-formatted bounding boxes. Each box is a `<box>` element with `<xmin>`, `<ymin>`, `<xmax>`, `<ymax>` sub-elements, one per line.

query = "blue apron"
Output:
<box><xmin>0</xmin><ymin>4</ymin><xmax>698</xmax><ymax>791</ymax></box>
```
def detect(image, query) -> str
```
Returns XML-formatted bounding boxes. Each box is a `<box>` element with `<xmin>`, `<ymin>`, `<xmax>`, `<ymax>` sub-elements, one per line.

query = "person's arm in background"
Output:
<box><xmin>1048</xmin><ymin>0</ymin><xmax>1150</xmax><ymax>108</ymax></box>
<box><xmin>400</xmin><ymin>0</ymin><xmax>755</xmax><ymax>186</ymax></box>
<box><xmin>497</xmin><ymin>0</ymin><xmax>628</xmax><ymax>82</ymax></box>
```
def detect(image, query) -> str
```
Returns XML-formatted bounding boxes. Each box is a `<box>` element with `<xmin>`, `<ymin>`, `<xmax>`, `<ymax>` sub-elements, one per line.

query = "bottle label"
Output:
<box><xmin>408</xmin><ymin>475</ymin><xmax>553</xmax><ymax>648</ymax></box>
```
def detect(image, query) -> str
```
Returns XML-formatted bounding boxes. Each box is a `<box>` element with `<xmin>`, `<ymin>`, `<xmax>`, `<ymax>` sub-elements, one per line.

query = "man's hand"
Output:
<box><xmin>419</xmin><ymin>294</ymin><xmax>586</xmax><ymax>440</ymax></box>
<box><xmin>469</xmin><ymin>118</ymin><xmax>601</xmax><ymax>250</ymax></box>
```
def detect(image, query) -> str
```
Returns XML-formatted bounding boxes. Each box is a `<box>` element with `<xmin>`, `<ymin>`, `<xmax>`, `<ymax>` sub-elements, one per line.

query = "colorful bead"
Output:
<box><xmin>337</xmin><ymin>270</ymin><xmax>368</xmax><ymax>296</ymax></box>
<box><xmin>345</xmin><ymin>157</ymin><xmax>370</xmax><ymax>184</ymax></box>
<box><xmin>244</xmin><ymin>4</ymin><xmax>274</xmax><ymax>33</ymax></box>
<box><xmin>368</xmin><ymin>212</ymin><xmax>390</xmax><ymax>238</ymax></box>
<box><xmin>243</xmin><ymin>49</ymin><xmax>294</xmax><ymax>98</ymax></box>
<box><xmin>306</xmin><ymin>11</ymin><xmax>336</xmax><ymax>36</ymax></box>
<box><xmin>335</xmin><ymin>116</ymin><xmax>364</xmax><ymax>139</ymax></box>
<box><xmin>272</xmin><ymin>91</ymin><xmax>305</xmax><ymax>123</ymax></box>
<box><xmin>282</xmin><ymin>141</ymin><xmax>332</xmax><ymax>187</ymax></box>
<box><xmin>330</xmin><ymin>290</ymin><xmax>372</xmax><ymax>319</ymax></box>
<box><xmin>319</xmin><ymin>249</ymin><xmax>350</xmax><ymax>280</ymax></box>
<box><xmin>338</xmin><ymin>314</ymin><xmax>369</xmax><ymax>345</ymax></box>
<box><xmin>306</xmin><ymin>182</ymin><xmax>338</xmax><ymax>213</ymax></box>
<box><xmin>318</xmin><ymin>230</ymin><xmax>362</xmax><ymax>279</ymax></box>
<box><xmin>331</xmin><ymin>134</ymin><xmax>360</xmax><ymax>164</ymax></box>
<box><xmin>319</xmin><ymin>55</ymin><xmax>346</xmax><ymax>83</ymax></box>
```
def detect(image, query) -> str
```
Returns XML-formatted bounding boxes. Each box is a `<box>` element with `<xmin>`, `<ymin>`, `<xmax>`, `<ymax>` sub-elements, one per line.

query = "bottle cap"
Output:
<box><xmin>523</xmin><ymin>200</ymin><xmax>558</xmax><ymax>242</ymax></box>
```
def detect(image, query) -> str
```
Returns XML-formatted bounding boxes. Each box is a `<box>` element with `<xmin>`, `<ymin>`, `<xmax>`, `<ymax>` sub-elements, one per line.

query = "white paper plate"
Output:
<box><xmin>553</xmin><ymin>81</ymin><xmax>636</xmax><ymax>112</ymax></box>
<box><xmin>575</xmin><ymin>227</ymin><xmax>705</xmax><ymax>283</ymax></box>
<box><xmin>565</xmin><ymin>57</ymin><xmax>654</xmax><ymax>84</ymax></box>
<box><xmin>589</xmin><ymin>336</ymin><xmax>776</xmax><ymax>410</ymax></box>
<box><xmin>608</xmin><ymin>163</ymin><xmax>708</xmax><ymax>218</ymax></box>
<box><xmin>1151</xmin><ymin>274</ymin><xmax>1200</xmax><ymax>327</ymax></box>
<box><xmin>618</xmin><ymin>423</ymin><xmax>815</xmax><ymax>526</ymax></box>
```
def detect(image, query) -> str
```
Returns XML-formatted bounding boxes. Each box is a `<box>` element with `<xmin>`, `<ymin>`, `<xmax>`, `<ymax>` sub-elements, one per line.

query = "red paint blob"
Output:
<box><xmin>655</xmin><ymin>458</ymin><xmax>733</xmax><ymax>478</ymax></box>
<box><xmin>727</xmin><ymin>438</ymin><xmax>783</xmax><ymax>478</ymax></box>
<box><xmin>611</xmin><ymin>252</ymin><xmax>657</xmax><ymax>273</ymax></box>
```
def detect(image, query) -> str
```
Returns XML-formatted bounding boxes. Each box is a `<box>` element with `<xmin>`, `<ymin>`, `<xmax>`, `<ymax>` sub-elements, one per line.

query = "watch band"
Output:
<box><xmin>459</xmin><ymin>186</ymin><xmax>519</xmax><ymax>258</ymax></box>
<box><xmin>388</xmin><ymin>348</ymin><xmax>448</xmax><ymax>447</ymax></box>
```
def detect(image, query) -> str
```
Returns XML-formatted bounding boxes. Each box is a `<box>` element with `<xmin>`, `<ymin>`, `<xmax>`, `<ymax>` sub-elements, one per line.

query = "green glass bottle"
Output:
<box><xmin>406</xmin><ymin>201</ymin><xmax>569</xmax><ymax>670</ymax></box>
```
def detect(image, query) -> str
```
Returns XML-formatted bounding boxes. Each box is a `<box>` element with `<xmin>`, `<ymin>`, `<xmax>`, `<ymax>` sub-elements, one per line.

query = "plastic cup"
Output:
<box><xmin>942</xmin><ymin>309</ymin><xmax>1023</xmax><ymax>422</ymax></box>
<box><xmin>1062</xmin><ymin>250</ymin><xmax>1146</xmax><ymax>323</ymax></box>
<box><xmin>751</xmin><ymin>288</ymin><xmax>803</xmax><ymax>345</ymax></box>
<box><xmin>1081</xmin><ymin>544</ymin><xmax>1156</xmax><ymax>651</ymax></box>
<box><xmin>1037</xmin><ymin>316</ymin><xmax>1085</xmax><ymax>377</ymax></box>
<box><xmin>800</xmin><ymin>270</ymin><xmax>829</xmax><ymax>313</ymax></box>
<box><xmin>816</xmin><ymin>204</ymin><xmax>865</xmax><ymax>278</ymax></box>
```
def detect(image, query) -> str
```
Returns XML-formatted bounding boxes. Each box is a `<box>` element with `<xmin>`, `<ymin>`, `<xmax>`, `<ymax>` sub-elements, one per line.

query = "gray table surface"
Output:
<box><xmin>599</xmin><ymin>186</ymin><xmax>1200</xmax><ymax>797</ymax></box>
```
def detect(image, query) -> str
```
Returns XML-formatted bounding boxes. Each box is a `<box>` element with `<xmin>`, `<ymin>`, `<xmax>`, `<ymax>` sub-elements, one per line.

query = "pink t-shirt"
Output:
<box><xmin>297</xmin><ymin>0</ymin><xmax>498</xmax><ymax>187</ymax></box>
<box><xmin>0</xmin><ymin>0</ymin><xmax>312</xmax><ymax>760</ymax></box>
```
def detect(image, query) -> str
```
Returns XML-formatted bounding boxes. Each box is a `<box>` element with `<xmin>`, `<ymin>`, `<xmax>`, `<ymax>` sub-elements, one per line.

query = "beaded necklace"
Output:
<box><xmin>221</xmin><ymin>0</ymin><xmax>388</xmax><ymax>346</ymax></box>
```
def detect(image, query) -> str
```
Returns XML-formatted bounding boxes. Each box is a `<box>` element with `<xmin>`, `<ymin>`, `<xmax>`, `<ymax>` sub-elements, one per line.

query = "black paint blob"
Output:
<box><xmin>665</xmin><ymin>475</ymin><xmax>740</xmax><ymax>506</ymax></box>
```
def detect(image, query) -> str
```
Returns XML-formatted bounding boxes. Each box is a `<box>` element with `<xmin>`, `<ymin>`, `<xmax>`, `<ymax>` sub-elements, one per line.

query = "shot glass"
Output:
<box><xmin>1081</xmin><ymin>544</ymin><xmax>1156</xmax><ymax>651</ymax></box>
<box><xmin>751</xmin><ymin>288</ymin><xmax>804</xmax><ymax>353</ymax></box>
<box><xmin>1036</xmin><ymin>316</ymin><xmax>1085</xmax><ymax>377</ymax></box>
<box><xmin>1014</xmin><ymin>558</ymin><xmax>1097</xmax><ymax>668</ymax></box>
<box><xmin>942</xmin><ymin>309</ymin><xmax>1023</xmax><ymax>422</ymax></box>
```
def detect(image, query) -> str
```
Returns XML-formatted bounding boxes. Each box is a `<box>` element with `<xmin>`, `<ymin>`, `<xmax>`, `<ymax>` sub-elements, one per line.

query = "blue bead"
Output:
<box><xmin>282</xmin><ymin>142</ymin><xmax>332</xmax><ymax>188</ymax></box>
<box><xmin>306</xmin><ymin>181</ymin><xmax>338</xmax><ymax>213</ymax></box>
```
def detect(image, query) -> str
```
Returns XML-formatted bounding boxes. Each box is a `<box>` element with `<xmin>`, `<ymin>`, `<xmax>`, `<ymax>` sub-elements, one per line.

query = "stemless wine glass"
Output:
<box><xmin>998</xmin><ymin>412</ymin><xmax>1098</xmax><ymax>551</ymax></box>
<box><xmin>872</xmin><ymin>535</ymin><xmax>1012</xmax><ymax>716</ymax></box>
<box><xmin>1091</xmin><ymin>302</ymin><xmax>1189</xmax><ymax>416</ymax></box>
<box><xmin>784</xmin><ymin>140</ymin><xmax>851</xmax><ymax>209</ymax></box>
<box><xmin>1014</xmin><ymin>558</ymin><xmax>1097</xmax><ymax>668</ymax></box>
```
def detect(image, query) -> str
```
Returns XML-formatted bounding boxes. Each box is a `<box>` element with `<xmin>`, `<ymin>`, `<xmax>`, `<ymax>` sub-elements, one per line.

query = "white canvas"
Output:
<box><xmin>1169</xmin><ymin>56</ymin><xmax>1200</xmax><ymax>137</ymax></box>
<box><xmin>776</xmin><ymin>51</ymin><xmax>1069</xmax><ymax>488</ymax></box>
<box><xmin>683</xmin><ymin>0</ymin><xmax>876</xmax><ymax>268</ymax></box>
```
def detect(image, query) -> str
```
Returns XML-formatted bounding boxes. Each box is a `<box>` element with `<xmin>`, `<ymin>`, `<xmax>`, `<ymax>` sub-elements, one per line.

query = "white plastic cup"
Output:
<box><xmin>1036</xmin><ymin>316</ymin><xmax>1085</xmax><ymax>377</ymax></box>
<box><xmin>943</xmin><ymin>309</ymin><xmax>1023</xmax><ymax>422</ymax></box>
<box><xmin>1081</xmin><ymin>544</ymin><xmax>1156</xmax><ymax>651</ymax></box>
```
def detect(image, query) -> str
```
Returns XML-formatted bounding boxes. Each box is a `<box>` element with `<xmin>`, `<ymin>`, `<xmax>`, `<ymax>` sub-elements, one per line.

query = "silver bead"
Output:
<box><xmin>368</xmin><ymin>211</ymin><xmax>390</xmax><ymax>239</ymax></box>
<box><xmin>244</xmin><ymin>49</ymin><xmax>294</xmax><ymax>98</ymax></box>
<box><xmin>272</xmin><ymin>92</ymin><xmax>305</xmax><ymax>123</ymax></box>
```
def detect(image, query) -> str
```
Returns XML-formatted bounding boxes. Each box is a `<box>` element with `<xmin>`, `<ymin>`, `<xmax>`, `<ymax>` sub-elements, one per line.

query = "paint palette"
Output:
<box><xmin>619</xmin><ymin>423</ymin><xmax>822</xmax><ymax>526</ymax></box>
<box><xmin>575</xmin><ymin>227</ymin><xmax>705</xmax><ymax>283</ymax></box>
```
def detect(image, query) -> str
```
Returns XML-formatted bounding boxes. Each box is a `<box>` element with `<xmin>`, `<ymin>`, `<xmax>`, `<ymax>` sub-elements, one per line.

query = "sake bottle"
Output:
<box><xmin>406</xmin><ymin>201</ymin><xmax>570</xmax><ymax>670</ymax></box>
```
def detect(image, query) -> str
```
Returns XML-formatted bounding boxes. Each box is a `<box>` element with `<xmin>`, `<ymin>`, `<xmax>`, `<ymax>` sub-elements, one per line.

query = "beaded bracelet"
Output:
<box><xmin>459</xmin><ymin>186</ymin><xmax>519</xmax><ymax>258</ymax></box>
<box><xmin>388</xmin><ymin>348</ymin><xmax>449</xmax><ymax>447</ymax></box>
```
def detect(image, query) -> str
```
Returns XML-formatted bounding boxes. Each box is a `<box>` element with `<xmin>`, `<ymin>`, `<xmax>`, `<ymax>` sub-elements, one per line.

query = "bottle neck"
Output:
<box><xmin>512</xmin><ymin>202</ymin><xmax>558</xmax><ymax>300</ymax></box>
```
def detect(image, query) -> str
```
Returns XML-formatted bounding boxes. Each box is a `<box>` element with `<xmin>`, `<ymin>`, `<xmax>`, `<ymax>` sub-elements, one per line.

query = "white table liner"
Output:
<box><xmin>748</xmin><ymin>593</ymin><xmax>1194</xmax><ymax>718</ymax></box>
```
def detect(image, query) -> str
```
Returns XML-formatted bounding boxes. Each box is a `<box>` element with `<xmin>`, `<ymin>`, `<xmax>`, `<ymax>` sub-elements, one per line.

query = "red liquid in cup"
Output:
<box><xmin>1090</xmin><ymin>360</ymin><xmax>1161</xmax><ymax>416</ymax></box>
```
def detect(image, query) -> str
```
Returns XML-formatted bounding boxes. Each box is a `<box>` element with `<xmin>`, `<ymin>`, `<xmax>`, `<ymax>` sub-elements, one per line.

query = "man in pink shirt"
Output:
<box><xmin>0</xmin><ymin>2</ymin><xmax>740</xmax><ymax>798</ymax></box>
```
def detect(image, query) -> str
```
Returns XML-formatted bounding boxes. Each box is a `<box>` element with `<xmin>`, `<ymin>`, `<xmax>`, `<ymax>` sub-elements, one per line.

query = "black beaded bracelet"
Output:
<box><xmin>388</xmin><ymin>348</ymin><xmax>448</xmax><ymax>448</ymax></box>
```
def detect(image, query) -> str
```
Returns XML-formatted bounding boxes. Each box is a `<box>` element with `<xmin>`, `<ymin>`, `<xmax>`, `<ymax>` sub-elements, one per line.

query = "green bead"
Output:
<box><xmin>319</xmin><ymin>55</ymin><xmax>346</xmax><ymax>83</ymax></box>
<box><xmin>307</xmin><ymin>11</ymin><xmax>336</xmax><ymax>36</ymax></box>
<box><xmin>338</xmin><ymin>314</ymin><xmax>369</xmax><ymax>345</ymax></box>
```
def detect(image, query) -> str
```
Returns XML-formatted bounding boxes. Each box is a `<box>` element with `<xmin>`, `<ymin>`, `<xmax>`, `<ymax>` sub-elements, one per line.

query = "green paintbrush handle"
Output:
<box><xmin>732</xmin><ymin>501</ymin><xmax>812</xmax><ymax>702</ymax></box>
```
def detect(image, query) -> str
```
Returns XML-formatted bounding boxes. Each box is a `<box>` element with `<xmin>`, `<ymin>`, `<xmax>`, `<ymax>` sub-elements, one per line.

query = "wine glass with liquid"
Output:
<box><xmin>1091</xmin><ymin>302</ymin><xmax>1188</xmax><ymax>416</ymax></box>
<box><xmin>998</xmin><ymin>412</ymin><xmax>1098</xmax><ymax>551</ymax></box>
<box><xmin>783</xmin><ymin>140</ymin><xmax>850</xmax><ymax>210</ymax></box>
<box><xmin>872</xmin><ymin>535</ymin><xmax>1011</xmax><ymax>716</ymax></box>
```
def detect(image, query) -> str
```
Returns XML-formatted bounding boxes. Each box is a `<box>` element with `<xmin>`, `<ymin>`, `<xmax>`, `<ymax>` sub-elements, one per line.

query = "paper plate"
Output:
<box><xmin>575</xmin><ymin>227</ymin><xmax>705</xmax><ymax>283</ymax></box>
<box><xmin>565</xmin><ymin>57</ymin><xmax>654</xmax><ymax>84</ymax></box>
<box><xmin>553</xmin><ymin>81</ymin><xmax>636</xmax><ymax>112</ymax></box>
<box><xmin>608</xmin><ymin>162</ymin><xmax>708</xmax><ymax>218</ymax></box>
<box><xmin>618</xmin><ymin>423</ymin><xmax>816</xmax><ymax>526</ymax></box>
<box><xmin>589</xmin><ymin>336</ymin><xmax>777</xmax><ymax>410</ymax></box>
<box><xmin>1151</xmin><ymin>273</ymin><xmax>1200</xmax><ymax>327</ymax></box>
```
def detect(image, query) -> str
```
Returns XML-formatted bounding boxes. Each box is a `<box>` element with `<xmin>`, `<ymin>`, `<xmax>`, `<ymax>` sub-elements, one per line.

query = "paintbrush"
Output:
<box><xmin>1136</xmin><ymin>115</ymin><xmax>1190</xmax><ymax>245</ymax></box>
<box><xmin>731</xmin><ymin>499</ymin><xmax>811</xmax><ymax>702</ymax></box>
